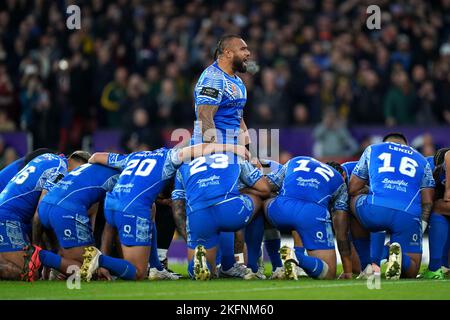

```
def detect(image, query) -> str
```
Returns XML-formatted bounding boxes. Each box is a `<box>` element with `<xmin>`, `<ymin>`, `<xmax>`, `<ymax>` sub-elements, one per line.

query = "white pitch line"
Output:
<box><xmin>147</xmin><ymin>279</ymin><xmax>450</xmax><ymax>297</ymax></box>
<box><xmin>19</xmin><ymin>279</ymin><xmax>450</xmax><ymax>300</ymax></box>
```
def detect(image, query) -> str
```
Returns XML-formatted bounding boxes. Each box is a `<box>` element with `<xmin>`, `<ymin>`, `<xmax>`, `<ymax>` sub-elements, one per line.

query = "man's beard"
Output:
<box><xmin>232</xmin><ymin>57</ymin><xmax>247</xmax><ymax>73</ymax></box>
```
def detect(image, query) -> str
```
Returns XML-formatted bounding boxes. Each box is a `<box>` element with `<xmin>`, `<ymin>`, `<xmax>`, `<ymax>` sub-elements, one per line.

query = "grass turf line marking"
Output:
<box><xmin>138</xmin><ymin>279</ymin><xmax>450</xmax><ymax>297</ymax></box>
<box><xmin>17</xmin><ymin>279</ymin><xmax>450</xmax><ymax>299</ymax></box>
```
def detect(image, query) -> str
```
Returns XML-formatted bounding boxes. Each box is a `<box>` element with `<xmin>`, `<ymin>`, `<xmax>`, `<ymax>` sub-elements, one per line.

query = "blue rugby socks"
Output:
<box><xmin>264</xmin><ymin>237</ymin><xmax>282</xmax><ymax>270</ymax></box>
<box><xmin>401</xmin><ymin>253</ymin><xmax>411</xmax><ymax>273</ymax></box>
<box><xmin>429</xmin><ymin>213</ymin><xmax>449</xmax><ymax>271</ymax></box>
<box><xmin>370</xmin><ymin>232</ymin><xmax>386</xmax><ymax>266</ymax></box>
<box><xmin>353</xmin><ymin>238</ymin><xmax>371</xmax><ymax>269</ymax></box>
<box><xmin>99</xmin><ymin>255</ymin><xmax>136</xmax><ymax>280</ymax></box>
<box><xmin>219</xmin><ymin>232</ymin><xmax>235</xmax><ymax>271</ymax></box>
<box><xmin>149</xmin><ymin>225</ymin><xmax>163</xmax><ymax>271</ymax></box>
<box><xmin>39</xmin><ymin>250</ymin><xmax>61</xmax><ymax>270</ymax></box>
<box><xmin>294</xmin><ymin>246</ymin><xmax>325</xmax><ymax>278</ymax></box>
<box><xmin>245</xmin><ymin>215</ymin><xmax>264</xmax><ymax>273</ymax></box>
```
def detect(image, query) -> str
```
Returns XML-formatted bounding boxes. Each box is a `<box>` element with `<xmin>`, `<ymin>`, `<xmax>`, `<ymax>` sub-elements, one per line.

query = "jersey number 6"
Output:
<box><xmin>12</xmin><ymin>166</ymin><xmax>36</xmax><ymax>184</ymax></box>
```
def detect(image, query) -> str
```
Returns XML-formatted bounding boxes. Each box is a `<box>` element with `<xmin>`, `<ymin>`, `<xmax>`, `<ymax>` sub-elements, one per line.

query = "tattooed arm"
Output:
<box><xmin>197</xmin><ymin>105</ymin><xmax>219</xmax><ymax>143</ymax></box>
<box><xmin>172</xmin><ymin>199</ymin><xmax>187</xmax><ymax>242</ymax></box>
<box><xmin>421</xmin><ymin>161</ymin><xmax>436</xmax><ymax>232</ymax></box>
<box><xmin>421</xmin><ymin>188</ymin><xmax>435</xmax><ymax>233</ymax></box>
<box><xmin>333</xmin><ymin>210</ymin><xmax>352</xmax><ymax>278</ymax></box>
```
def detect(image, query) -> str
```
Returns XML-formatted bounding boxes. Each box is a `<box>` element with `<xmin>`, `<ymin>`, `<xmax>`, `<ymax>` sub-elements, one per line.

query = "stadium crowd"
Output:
<box><xmin>0</xmin><ymin>0</ymin><xmax>449</xmax><ymax>159</ymax></box>
<box><xmin>0</xmin><ymin>1</ymin><xmax>448</xmax><ymax>286</ymax></box>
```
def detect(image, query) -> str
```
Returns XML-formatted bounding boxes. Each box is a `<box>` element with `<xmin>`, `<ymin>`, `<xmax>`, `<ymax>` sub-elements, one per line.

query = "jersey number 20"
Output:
<box><xmin>123</xmin><ymin>159</ymin><xmax>157</xmax><ymax>177</ymax></box>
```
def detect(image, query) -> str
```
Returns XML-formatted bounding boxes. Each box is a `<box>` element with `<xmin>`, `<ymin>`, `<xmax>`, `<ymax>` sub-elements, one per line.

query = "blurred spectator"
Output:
<box><xmin>121</xmin><ymin>107</ymin><xmax>164</xmax><ymax>153</ymax></box>
<box><xmin>354</xmin><ymin>134</ymin><xmax>383</xmax><ymax>159</ymax></box>
<box><xmin>293</xmin><ymin>103</ymin><xmax>309</xmax><ymax>125</ymax></box>
<box><xmin>0</xmin><ymin>64</ymin><xmax>16</xmax><ymax>122</ymax></box>
<box><xmin>412</xmin><ymin>133</ymin><xmax>439</xmax><ymax>157</ymax></box>
<box><xmin>252</xmin><ymin>68</ymin><xmax>286</xmax><ymax>127</ymax></box>
<box><xmin>0</xmin><ymin>0</ymin><xmax>448</xmax><ymax>154</ymax></box>
<box><xmin>100</xmin><ymin>67</ymin><xmax>128</xmax><ymax>128</ymax></box>
<box><xmin>415</xmin><ymin>80</ymin><xmax>438</xmax><ymax>125</ymax></box>
<box><xmin>351</xmin><ymin>69</ymin><xmax>384</xmax><ymax>124</ymax></box>
<box><xmin>279</xmin><ymin>150</ymin><xmax>293</xmax><ymax>165</ymax></box>
<box><xmin>390</xmin><ymin>34</ymin><xmax>412</xmax><ymax>71</ymax></box>
<box><xmin>384</xmin><ymin>70</ymin><xmax>416</xmax><ymax>126</ymax></box>
<box><xmin>313</xmin><ymin>107</ymin><xmax>358</xmax><ymax>158</ymax></box>
<box><xmin>120</xmin><ymin>73</ymin><xmax>154</xmax><ymax>125</ymax></box>
<box><xmin>0</xmin><ymin>136</ymin><xmax>18</xmax><ymax>169</ymax></box>
<box><xmin>0</xmin><ymin>109</ymin><xmax>16</xmax><ymax>132</ymax></box>
<box><xmin>156</xmin><ymin>78</ymin><xmax>180</xmax><ymax>127</ymax></box>
<box><xmin>145</xmin><ymin>66</ymin><xmax>162</xmax><ymax>102</ymax></box>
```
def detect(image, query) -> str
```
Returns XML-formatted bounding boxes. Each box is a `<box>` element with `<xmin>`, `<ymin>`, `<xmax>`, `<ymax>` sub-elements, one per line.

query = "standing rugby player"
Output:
<box><xmin>188</xmin><ymin>35</ymin><xmax>253</xmax><ymax>276</ymax></box>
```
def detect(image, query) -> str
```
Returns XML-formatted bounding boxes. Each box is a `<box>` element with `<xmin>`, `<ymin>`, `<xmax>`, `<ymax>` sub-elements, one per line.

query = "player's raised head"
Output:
<box><xmin>68</xmin><ymin>150</ymin><xmax>91</xmax><ymax>171</ymax></box>
<box><xmin>214</xmin><ymin>34</ymin><xmax>250</xmax><ymax>73</ymax></box>
<box><xmin>382</xmin><ymin>132</ymin><xmax>408</xmax><ymax>145</ymax></box>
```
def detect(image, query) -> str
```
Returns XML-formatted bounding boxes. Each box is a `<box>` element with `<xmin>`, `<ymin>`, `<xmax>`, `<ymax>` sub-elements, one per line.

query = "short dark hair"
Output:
<box><xmin>326</xmin><ymin>161</ymin><xmax>344</xmax><ymax>176</ymax></box>
<box><xmin>23</xmin><ymin>148</ymin><xmax>57</xmax><ymax>167</ymax></box>
<box><xmin>68</xmin><ymin>150</ymin><xmax>91</xmax><ymax>164</ymax></box>
<box><xmin>213</xmin><ymin>34</ymin><xmax>242</xmax><ymax>60</ymax></box>
<box><xmin>382</xmin><ymin>132</ymin><xmax>408</xmax><ymax>144</ymax></box>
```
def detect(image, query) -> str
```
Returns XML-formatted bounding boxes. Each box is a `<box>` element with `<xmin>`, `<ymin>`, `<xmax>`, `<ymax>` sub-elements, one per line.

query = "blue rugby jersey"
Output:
<box><xmin>0</xmin><ymin>158</ymin><xmax>24</xmax><ymax>192</ymax></box>
<box><xmin>192</xmin><ymin>61</ymin><xmax>247</xmax><ymax>144</ymax></box>
<box><xmin>105</xmin><ymin>148</ymin><xmax>181</xmax><ymax>214</ymax></box>
<box><xmin>352</xmin><ymin>142</ymin><xmax>435</xmax><ymax>216</ymax></box>
<box><xmin>173</xmin><ymin>152</ymin><xmax>262</xmax><ymax>212</ymax></box>
<box><xmin>0</xmin><ymin>154</ymin><xmax>68</xmax><ymax>223</ymax></box>
<box><xmin>41</xmin><ymin>163</ymin><xmax>119</xmax><ymax>213</ymax></box>
<box><xmin>267</xmin><ymin>156</ymin><xmax>348</xmax><ymax>212</ymax></box>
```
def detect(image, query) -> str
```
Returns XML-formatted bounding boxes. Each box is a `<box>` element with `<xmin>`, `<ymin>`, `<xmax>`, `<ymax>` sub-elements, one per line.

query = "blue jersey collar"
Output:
<box><xmin>213</xmin><ymin>61</ymin><xmax>237</xmax><ymax>79</ymax></box>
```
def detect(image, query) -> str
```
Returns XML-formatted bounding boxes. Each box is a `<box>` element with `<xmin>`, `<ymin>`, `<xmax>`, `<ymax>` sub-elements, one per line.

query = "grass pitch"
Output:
<box><xmin>0</xmin><ymin>264</ymin><xmax>449</xmax><ymax>300</ymax></box>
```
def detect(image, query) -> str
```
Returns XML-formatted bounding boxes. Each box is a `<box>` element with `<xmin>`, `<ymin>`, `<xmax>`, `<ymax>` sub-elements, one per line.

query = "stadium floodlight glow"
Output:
<box><xmin>58</xmin><ymin>60</ymin><xmax>69</xmax><ymax>71</ymax></box>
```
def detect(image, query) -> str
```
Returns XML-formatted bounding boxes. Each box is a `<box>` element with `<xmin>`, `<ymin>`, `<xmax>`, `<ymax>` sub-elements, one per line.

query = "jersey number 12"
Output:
<box><xmin>293</xmin><ymin>159</ymin><xmax>335</xmax><ymax>182</ymax></box>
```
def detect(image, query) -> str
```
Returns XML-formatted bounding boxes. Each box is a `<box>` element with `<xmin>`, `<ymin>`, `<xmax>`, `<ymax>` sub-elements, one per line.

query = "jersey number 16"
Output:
<box><xmin>377</xmin><ymin>152</ymin><xmax>418</xmax><ymax>177</ymax></box>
